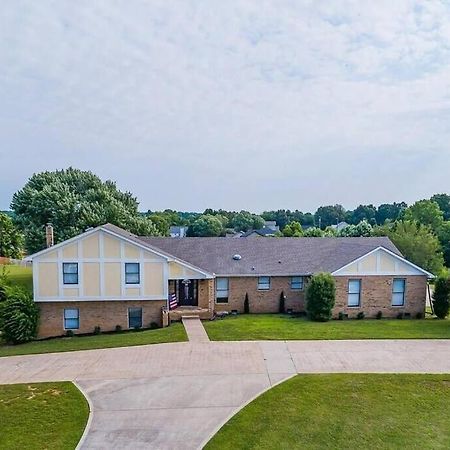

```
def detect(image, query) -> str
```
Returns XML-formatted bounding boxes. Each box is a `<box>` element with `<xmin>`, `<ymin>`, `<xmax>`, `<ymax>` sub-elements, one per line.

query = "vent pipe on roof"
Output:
<box><xmin>232</xmin><ymin>254</ymin><xmax>242</xmax><ymax>260</ymax></box>
<box><xmin>45</xmin><ymin>223</ymin><xmax>54</xmax><ymax>248</ymax></box>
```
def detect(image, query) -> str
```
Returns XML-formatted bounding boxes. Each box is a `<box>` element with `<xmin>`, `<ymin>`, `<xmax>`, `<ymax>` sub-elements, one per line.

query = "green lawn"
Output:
<box><xmin>206</xmin><ymin>374</ymin><xmax>450</xmax><ymax>450</ymax></box>
<box><xmin>0</xmin><ymin>382</ymin><xmax>89</xmax><ymax>450</ymax></box>
<box><xmin>0</xmin><ymin>323</ymin><xmax>187</xmax><ymax>357</ymax></box>
<box><xmin>1</xmin><ymin>264</ymin><xmax>33</xmax><ymax>293</ymax></box>
<box><xmin>204</xmin><ymin>314</ymin><xmax>450</xmax><ymax>340</ymax></box>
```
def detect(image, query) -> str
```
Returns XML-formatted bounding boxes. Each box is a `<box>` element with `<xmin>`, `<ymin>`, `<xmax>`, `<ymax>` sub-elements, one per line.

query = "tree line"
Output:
<box><xmin>1</xmin><ymin>168</ymin><xmax>450</xmax><ymax>275</ymax></box>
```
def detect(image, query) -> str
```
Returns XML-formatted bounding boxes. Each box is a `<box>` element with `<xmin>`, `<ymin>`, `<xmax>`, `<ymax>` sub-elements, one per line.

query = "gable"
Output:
<box><xmin>332</xmin><ymin>247</ymin><xmax>433</xmax><ymax>277</ymax></box>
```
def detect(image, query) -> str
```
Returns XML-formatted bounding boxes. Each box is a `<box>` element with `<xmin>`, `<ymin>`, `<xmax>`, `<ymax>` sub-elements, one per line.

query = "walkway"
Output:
<box><xmin>1</xmin><ymin>339</ymin><xmax>449</xmax><ymax>449</ymax></box>
<box><xmin>182</xmin><ymin>316</ymin><xmax>210</xmax><ymax>343</ymax></box>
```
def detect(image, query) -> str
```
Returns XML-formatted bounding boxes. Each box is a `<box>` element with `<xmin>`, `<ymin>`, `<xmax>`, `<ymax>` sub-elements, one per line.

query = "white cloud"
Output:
<box><xmin>0</xmin><ymin>0</ymin><xmax>450</xmax><ymax>212</ymax></box>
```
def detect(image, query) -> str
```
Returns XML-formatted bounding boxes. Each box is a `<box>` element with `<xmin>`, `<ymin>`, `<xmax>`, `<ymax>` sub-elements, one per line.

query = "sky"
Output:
<box><xmin>1</xmin><ymin>1</ymin><xmax>450</xmax><ymax>213</ymax></box>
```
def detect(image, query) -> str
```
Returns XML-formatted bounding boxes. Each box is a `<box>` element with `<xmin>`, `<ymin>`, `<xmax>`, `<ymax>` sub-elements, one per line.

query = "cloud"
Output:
<box><xmin>0</xmin><ymin>0</ymin><xmax>450</xmax><ymax>212</ymax></box>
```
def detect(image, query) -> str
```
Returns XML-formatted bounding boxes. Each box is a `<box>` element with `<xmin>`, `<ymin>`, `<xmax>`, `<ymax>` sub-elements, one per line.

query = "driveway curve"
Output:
<box><xmin>1</xmin><ymin>339</ymin><xmax>449</xmax><ymax>449</ymax></box>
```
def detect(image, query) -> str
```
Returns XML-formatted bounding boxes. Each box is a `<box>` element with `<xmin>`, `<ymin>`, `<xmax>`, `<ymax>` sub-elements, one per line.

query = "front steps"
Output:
<box><xmin>169</xmin><ymin>306</ymin><xmax>212</xmax><ymax>321</ymax></box>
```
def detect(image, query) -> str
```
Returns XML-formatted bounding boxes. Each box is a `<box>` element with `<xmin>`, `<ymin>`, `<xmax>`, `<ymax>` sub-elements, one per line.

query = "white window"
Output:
<box><xmin>258</xmin><ymin>276</ymin><xmax>271</xmax><ymax>290</ymax></box>
<box><xmin>63</xmin><ymin>263</ymin><xmax>78</xmax><ymax>285</ymax></box>
<box><xmin>125</xmin><ymin>263</ymin><xmax>140</xmax><ymax>284</ymax></box>
<box><xmin>392</xmin><ymin>279</ymin><xmax>406</xmax><ymax>306</ymax></box>
<box><xmin>347</xmin><ymin>279</ymin><xmax>361</xmax><ymax>307</ymax></box>
<box><xmin>216</xmin><ymin>278</ymin><xmax>229</xmax><ymax>303</ymax></box>
<box><xmin>291</xmin><ymin>276</ymin><xmax>304</xmax><ymax>290</ymax></box>
<box><xmin>64</xmin><ymin>308</ymin><xmax>79</xmax><ymax>329</ymax></box>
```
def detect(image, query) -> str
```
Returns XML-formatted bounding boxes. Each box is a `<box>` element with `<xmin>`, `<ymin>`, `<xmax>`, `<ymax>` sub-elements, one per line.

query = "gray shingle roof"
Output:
<box><xmin>139</xmin><ymin>236</ymin><xmax>402</xmax><ymax>276</ymax></box>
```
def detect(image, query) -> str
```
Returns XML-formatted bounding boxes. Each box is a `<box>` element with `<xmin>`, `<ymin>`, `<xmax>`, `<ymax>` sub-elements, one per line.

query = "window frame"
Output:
<box><xmin>63</xmin><ymin>308</ymin><xmax>79</xmax><ymax>330</ymax></box>
<box><xmin>216</xmin><ymin>277</ymin><xmax>229</xmax><ymax>304</ymax></box>
<box><xmin>347</xmin><ymin>279</ymin><xmax>362</xmax><ymax>308</ymax></box>
<box><xmin>125</xmin><ymin>262</ymin><xmax>140</xmax><ymax>285</ymax></box>
<box><xmin>391</xmin><ymin>278</ymin><xmax>406</xmax><ymax>307</ymax></box>
<box><xmin>62</xmin><ymin>262</ymin><xmax>79</xmax><ymax>285</ymax></box>
<box><xmin>257</xmin><ymin>276</ymin><xmax>271</xmax><ymax>291</ymax></box>
<box><xmin>128</xmin><ymin>307</ymin><xmax>143</xmax><ymax>329</ymax></box>
<box><xmin>291</xmin><ymin>276</ymin><xmax>304</xmax><ymax>290</ymax></box>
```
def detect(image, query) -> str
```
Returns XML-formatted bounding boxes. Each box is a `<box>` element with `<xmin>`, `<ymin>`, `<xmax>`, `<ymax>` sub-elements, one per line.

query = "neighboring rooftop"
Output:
<box><xmin>140</xmin><ymin>235</ymin><xmax>402</xmax><ymax>276</ymax></box>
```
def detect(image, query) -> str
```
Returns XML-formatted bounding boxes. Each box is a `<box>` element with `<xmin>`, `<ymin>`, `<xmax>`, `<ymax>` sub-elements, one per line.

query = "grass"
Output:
<box><xmin>204</xmin><ymin>314</ymin><xmax>450</xmax><ymax>341</ymax></box>
<box><xmin>0</xmin><ymin>381</ymin><xmax>89</xmax><ymax>450</ymax></box>
<box><xmin>0</xmin><ymin>323</ymin><xmax>187</xmax><ymax>357</ymax></box>
<box><xmin>205</xmin><ymin>374</ymin><xmax>450</xmax><ymax>450</ymax></box>
<box><xmin>1</xmin><ymin>264</ymin><xmax>33</xmax><ymax>293</ymax></box>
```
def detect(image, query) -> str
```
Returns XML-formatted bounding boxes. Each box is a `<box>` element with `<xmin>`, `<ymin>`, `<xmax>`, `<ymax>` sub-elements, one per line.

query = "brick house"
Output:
<box><xmin>27</xmin><ymin>224</ymin><xmax>433</xmax><ymax>338</ymax></box>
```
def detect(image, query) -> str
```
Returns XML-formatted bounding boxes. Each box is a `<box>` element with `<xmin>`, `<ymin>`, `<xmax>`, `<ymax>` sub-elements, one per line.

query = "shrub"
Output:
<box><xmin>149</xmin><ymin>322</ymin><xmax>159</xmax><ymax>329</ymax></box>
<box><xmin>0</xmin><ymin>287</ymin><xmax>39</xmax><ymax>344</ymax></box>
<box><xmin>338</xmin><ymin>311</ymin><xmax>345</xmax><ymax>320</ymax></box>
<box><xmin>65</xmin><ymin>329</ymin><xmax>74</xmax><ymax>337</ymax></box>
<box><xmin>93</xmin><ymin>326</ymin><xmax>101</xmax><ymax>335</ymax></box>
<box><xmin>115</xmin><ymin>325</ymin><xmax>122</xmax><ymax>332</ymax></box>
<box><xmin>396</xmin><ymin>312</ymin><xmax>404</xmax><ymax>320</ymax></box>
<box><xmin>133</xmin><ymin>325</ymin><xmax>141</xmax><ymax>331</ymax></box>
<box><xmin>244</xmin><ymin>293</ymin><xmax>250</xmax><ymax>314</ymax></box>
<box><xmin>376</xmin><ymin>311</ymin><xmax>383</xmax><ymax>320</ymax></box>
<box><xmin>432</xmin><ymin>276</ymin><xmax>450</xmax><ymax>319</ymax></box>
<box><xmin>305</xmin><ymin>273</ymin><xmax>336</xmax><ymax>322</ymax></box>
<box><xmin>415</xmin><ymin>312</ymin><xmax>423</xmax><ymax>319</ymax></box>
<box><xmin>279</xmin><ymin>291</ymin><xmax>286</xmax><ymax>314</ymax></box>
<box><xmin>356</xmin><ymin>311</ymin><xmax>365</xmax><ymax>320</ymax></box>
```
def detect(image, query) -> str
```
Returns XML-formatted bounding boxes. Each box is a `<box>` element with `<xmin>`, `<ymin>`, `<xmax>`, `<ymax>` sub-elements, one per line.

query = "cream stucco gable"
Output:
<box><xmin>332</xmin><ymin>247</ymin><xmax>434</xmax><ymax>278</ymax></box>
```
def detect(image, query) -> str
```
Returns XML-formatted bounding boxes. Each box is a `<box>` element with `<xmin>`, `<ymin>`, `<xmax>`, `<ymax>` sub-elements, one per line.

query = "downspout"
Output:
<box><xmin>427</xmin><ymin>281</ymin><xmax>434</xmax><ymax>316</ymax></box>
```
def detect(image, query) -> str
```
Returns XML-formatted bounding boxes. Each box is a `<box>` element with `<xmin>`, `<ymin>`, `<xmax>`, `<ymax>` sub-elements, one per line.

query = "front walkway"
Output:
<box><xmin>1</xmin><ymin>339</ymin><xmax>449</xmax><ymax>449</ymax></box>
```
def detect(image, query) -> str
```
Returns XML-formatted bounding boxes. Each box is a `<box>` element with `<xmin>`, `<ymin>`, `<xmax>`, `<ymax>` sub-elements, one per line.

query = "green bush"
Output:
<box><xmin>65</xmin><ymin>329</ymin><xmax>74</xmax><ymax>337</ymax></box>
<box><xmin>338</xmin><ymin>311</ymin><xmax>345</xmax><ymax>320</ymax></box>
<box><xmin>93</xmin><ymin>326</ymin><xmax>101</xmax><ymax>335</ymax></box>
<box><xmin>279</xmin><ymin>291</ymin><xmax>286</xmax><ymax>314</ymax></box>
<box><xmin>305</xmin><ymin>273</ymin><xmax>336</xmax><ymax>322</ymax></box>
<box><xmin>432</xmin><ymin>276</ymin><xmax>450</xmax><ymax>319</ymax></box>
<box><xmin>376</xmin><ymin>311</ymin><xmax>383</xmax><ymax>320</ymax></box>
<box><xmin>0</xmin><ymin>287</ymin><xmax>39</xmax><ymax>344</ymax></box>
<box><xmin>115</xmin><ymin>325</ymin><xmax>122</xmax><ymax>332</ymax></box>
<box><xmin>397</xmin><ymin>312</ymin><xmax>404</xmax><ymax>320</ymax></box>
<box><xmin>356</xmin><ymin>311</ymin><xmax>365</xmax><ymax>320</ymax></box>
<box><xmin>149</xmin><ymin>322</ymin><xmax>159</xmax><ymax>329</ymax></box>
<box><xmin>244</xmin><ymin>293</ymin><xmax>250</xmax><ymax>314</ymax></box>
<box><xmin>415</xmin><ymin>312</ymin><xmax>423</xmax><ymax>319</ymax></box>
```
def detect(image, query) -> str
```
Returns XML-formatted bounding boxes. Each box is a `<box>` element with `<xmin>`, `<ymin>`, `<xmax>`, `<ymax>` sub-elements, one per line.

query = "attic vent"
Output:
<box><xmin>232</xmin><ymin>254</ymin><xmax>242</xmax><ymax>260</ymax></box>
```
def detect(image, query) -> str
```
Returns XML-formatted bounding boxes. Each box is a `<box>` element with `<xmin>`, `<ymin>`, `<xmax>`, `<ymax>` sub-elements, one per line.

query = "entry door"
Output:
<box><xmin>178</xmin><ymin>280</ymin><xmax>198</xmax><ymax>306</ymax></box>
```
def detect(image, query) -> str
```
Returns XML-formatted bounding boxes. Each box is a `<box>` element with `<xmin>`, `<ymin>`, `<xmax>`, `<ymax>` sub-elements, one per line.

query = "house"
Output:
<box><xmin>241</xmin><ymin>227</ymin><xmax>278</xmax><ymax>237</ymax></box>
<box><xmin>169</xmin><ymin>226</ymin><xmax>188</xmax><ymax>238</ymax></box>
<box><xmin>27</xmin><ymin>224</ymin><xmax>433</xmax><ymax>338</ymax></box>
<box><xmin>331</xmin><ymin>221</ymin><xmax>350</xmax><ymax>232</ymax></box>
<box><xmin>263</xmin><ymin>221</ymin><xmax>280</xmax><ymax>232</ymax></box>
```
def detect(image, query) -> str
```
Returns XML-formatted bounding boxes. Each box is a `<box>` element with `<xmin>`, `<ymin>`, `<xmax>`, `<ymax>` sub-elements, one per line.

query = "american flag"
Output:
<box><xmin>169</xmin><ymin>293</ymin><xmax>178</xmax><ymax>310</ymax></box>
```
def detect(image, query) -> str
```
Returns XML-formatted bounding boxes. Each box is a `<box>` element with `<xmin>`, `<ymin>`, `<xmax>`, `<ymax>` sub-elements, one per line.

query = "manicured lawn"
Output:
<box><xmin>0</xmin><ymin>323</ymin><xmax>187</xmax><ymax>357</ymax></box>
<box><xmin>206</xmin><ymin>374</ymin><xmax>450</xmax><ymax>450</ymax></box>
<box><xmin>204</xmin><ymin>314</ymin><xmax>450</xmax><ymax>341</ymax></box>
<box><xmin>1</xmin><ymin>264</ymin><xmax>33</xmax><ymax>293</ymax></box>
<box><xmin>0</xmin><ymin>382</ymin><xmax>89</xmax><ymax>450</ymax></box>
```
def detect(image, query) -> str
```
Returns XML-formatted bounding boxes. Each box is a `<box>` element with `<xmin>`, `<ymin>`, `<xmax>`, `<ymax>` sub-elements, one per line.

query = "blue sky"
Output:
<box><xmin>1</xmin><ymin>1</ymin><xmax>450</xmax><ymax>213</ymax></box>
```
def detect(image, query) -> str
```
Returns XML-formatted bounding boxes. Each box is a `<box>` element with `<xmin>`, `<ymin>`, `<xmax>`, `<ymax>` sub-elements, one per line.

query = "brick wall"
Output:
<box><xmin>333</xmin><ymin>275</ymin><xmax>427</xmax><ymax>318</ymax></box>
<box><xmin>198</xmin><ymin>279</ymin><xmax>215</xmax><ymax>311</ymax></box>
<box><xmin>38</xmin><ymin>300</ymin><xmax>166</xmax><ymax>338</ymax></box>
<box><xmin>214</xmin><ymin>276</ymin><xmax>306</xmax><ymax>314</ymax></box>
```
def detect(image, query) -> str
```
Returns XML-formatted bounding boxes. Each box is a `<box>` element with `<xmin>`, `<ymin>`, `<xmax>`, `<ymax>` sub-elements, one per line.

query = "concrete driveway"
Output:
<box><xmin>1</xmin><ymin>339</ymin><xmax>450</xmax><ymax>449</ymax></box>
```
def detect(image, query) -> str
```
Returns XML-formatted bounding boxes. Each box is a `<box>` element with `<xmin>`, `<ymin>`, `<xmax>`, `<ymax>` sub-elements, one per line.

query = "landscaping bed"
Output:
<box><xmin>204</xmin><ymin>313</ymin><xmax>450</xmax><ymax>341</ymax></box>
<box><xmin>0</xmin><ymin>381</ymin><xmax>89</xmax><ymax>450</ymax></box>
<box><xmin>205</xmin><ymin>374</ymin><xmax>450</xmax><ymax>450</ymax></box>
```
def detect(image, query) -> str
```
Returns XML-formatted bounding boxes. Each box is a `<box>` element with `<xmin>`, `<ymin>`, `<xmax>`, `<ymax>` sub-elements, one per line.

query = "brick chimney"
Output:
<box><xmin>45</xmin><ymin>223</ymin><xmax>54</xmax><ymax>248</ymax></box>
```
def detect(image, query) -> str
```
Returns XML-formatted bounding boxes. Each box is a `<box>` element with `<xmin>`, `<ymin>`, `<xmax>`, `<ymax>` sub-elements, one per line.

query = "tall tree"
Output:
<box><xmin>0</xmin><ymin>213</ymin><xmax>24</xmax><ymax>258</ymax></box>
<box><xmin>375</xmin><ymin>220</ymin><xmax>444</xmax><ymax>274</ymax></box>
<box><xmin>403</xmin><ymin>200</ymin><xmax>444</xmax><ymax>231</ymax></box>
<box><xmin>314</xmin><ymin>205</ymin><xmax>346</xmax><ymax>228</ymax></box>
<box><xmin>11</xmin><ymin>168</ymin><xmax>160</xmax><ymax>253</ymax></box>
<box><xmin>231</xmin><ymin>211</ymin><xmax>264</xmax><ymax>232</ymax></box>
<box><xmin>282</xmin><ymin>221</ymin><xmax>303</xmax><ymax>237</ymax></box>
<box><xmin>375</xmin><ymin>202</ymin><xmax>407</xmax><ymax>224</ymax></box>
<box><xmin>347</xmin><ymin>204</ymin><xmax>377</xmax><ymax>225</ymax></box>
<box><xmin>431</xmin><ymin>194</ymin><xmax>450</xmax><ymax>221</ymax></box>
<box><xmin>187</xmin><ymin>215</ymin><xmax>224</xmax><ymax>236</ymax></box>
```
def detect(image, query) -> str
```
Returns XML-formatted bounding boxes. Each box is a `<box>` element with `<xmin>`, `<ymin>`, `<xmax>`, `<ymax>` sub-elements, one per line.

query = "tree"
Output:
<box><xmin>348</xmin><ymin>204</ymin><xmax>377</xmax><ymax>225</ymax></box>
<box><xmin>303</xmin><ymin>227</ymin><xmax>324</xmax><ymax>237</ymax></box>
<box><xmin>431</xmin><ymin>194</ymin><xmax>450</xmax><ymax>221</ymax></box>
<box><xmin>404</xmin><ymin>200</ymin><xmax>444</xmax><ymax>231</ymax></box>
<box><xmin>11</xmin><ymin>168</ymin><xmax>160</xmax><ymax>253</ymax></box>
<box><xmin>437</xmin><ymin>222</ymin><xmax>450</xmax><ymax>268</ymax></box>
<box><xmin>244</xmin><ymin>293</ymin><xmax>250</xmax><ymax>313</ymax></box>
<box><xmin>314</xmin><ymin>205</ymin><xmax>346</xmax><ymax>228</ymax></box>
<box><xmin>187</xmin><ymin>215</ymin><xmax>224</xmax><ymax>236</ymax></box>
<box><xmin>432</xmin><ymin>276</ymin><xmax>450</xmax><ymax>319</ymax></box>
<box><xmin>231</xmin><ymin>211</ymin><xmax>264</xmax><ymax>232</ymax></box>
<box><xmin>375</xmin><ymin>202</ymin><xmax>407</xmax><ymax>225</ymax></box>
<box><xmin>306</xmin><ymin>273</ymin><xmax>336</xmax><ymax>321</ymax></box>
<box><xmin>282</xmin><ymin>221</ymin><xmax>303</xmax><ymax>237</ymax></box>
<box><xmin>339</xmin><ymin>220</ymin><xmax>373</xmax><ymax>237</ymax></box>
<box><xmin>279</xmin><ymin>291</ymin><xmax>286</xmax><ymax>313</ymax></box>
<box><xmin>0</xmin><ymin>213</ymin><xmax>24</xmax><ymax>258</ymax></box>
<box><xmin>375</xmin><ymin>220</ymin><xmax>444</xmax><ymax>274</ymax></box>
<box><xmin>0</xmin><ymin>286</ymin><xmax>39</xmax><ymax>344</ymax></box>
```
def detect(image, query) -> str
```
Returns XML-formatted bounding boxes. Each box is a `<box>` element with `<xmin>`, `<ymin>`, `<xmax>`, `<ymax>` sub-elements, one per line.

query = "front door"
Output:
<box><xmin>177</xmin><ymin>279</ymin><xmax>198</xmax><ymax>306</ymax></box>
